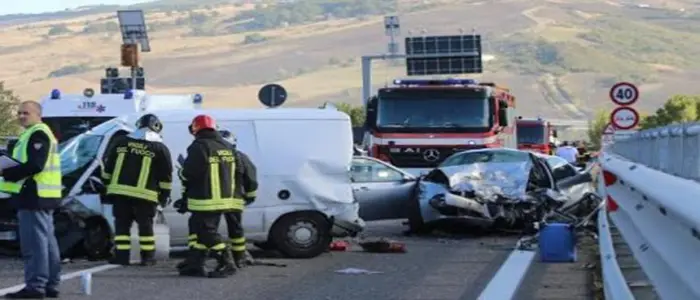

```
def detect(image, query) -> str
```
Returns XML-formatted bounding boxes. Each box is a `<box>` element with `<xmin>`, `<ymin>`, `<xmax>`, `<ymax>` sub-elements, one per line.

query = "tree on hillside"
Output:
<box><xmin>47</xmin><ymin>24</ymin><xmax>71</xmax><ymax>36</ymax></box>
<box><xmin>0</xmin><ymin>82</ymin><xmax>21</xmax><ymax>136</ymax></box>
<box><xmin>587</xmin><ymin>109</ymin><xmax>610</xmax><ymax>150</ymax></box>
<box><xmin>639</xmin><ymin>95</ymin><xmax>700</xmax><ymax>129</ymax></box>
<box><xmin>334</xmin><ymin>102</ymin><xmax>365</xmax><ymax>127</ymax></box>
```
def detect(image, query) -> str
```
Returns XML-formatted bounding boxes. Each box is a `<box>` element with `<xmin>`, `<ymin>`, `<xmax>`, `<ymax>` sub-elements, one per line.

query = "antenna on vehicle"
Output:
<box><xmin>117</xmin><ymin>10</ymin><xmax>150</xmax><ymax>92</ymax></box>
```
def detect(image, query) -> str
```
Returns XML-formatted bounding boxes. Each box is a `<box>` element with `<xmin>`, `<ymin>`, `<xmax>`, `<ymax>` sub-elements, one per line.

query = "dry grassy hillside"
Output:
<box><xmin>2</xmin><ymin>0</ymin><xmax>700</xmax><ymax>119</ymax></box>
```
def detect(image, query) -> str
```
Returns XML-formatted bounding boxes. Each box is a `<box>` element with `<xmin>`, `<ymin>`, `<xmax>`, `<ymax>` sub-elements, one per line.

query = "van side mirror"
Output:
<box><xmin>552</xmin><ymin>129</ymin><xmax>558</xmax><ymax>138</ymax></box>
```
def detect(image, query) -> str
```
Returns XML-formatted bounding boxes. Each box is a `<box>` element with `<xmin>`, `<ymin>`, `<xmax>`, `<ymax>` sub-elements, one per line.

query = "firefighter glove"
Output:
<box><xmin>244</xmin><ymin>197</ymin><xmax>255</xmax><ymax>206</ymax></box>
<box><xmin>173</xmin><ymin>198</ymin><xmax>188</xmax><ymax>214</ymax></box>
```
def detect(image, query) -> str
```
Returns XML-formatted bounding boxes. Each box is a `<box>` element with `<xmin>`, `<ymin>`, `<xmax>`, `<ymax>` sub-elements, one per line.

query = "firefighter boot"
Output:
<box><xmin>108</xmin><ymin>250</ymin><xmax>130</xmax><ymax>266</ymax></box>
<box><xmin>175</xmin><ymin>248</ymin><xmax>192</xmax><ymax>269</ymax></box>
<box><xmin>233</xmin><ymin>251</ymin><xmax>247</xmax><ymax>269</ymax></box>
<box><xmin>208</xmin><ymin>249</ymin><xmax>236</xmax><ymax>278</ymax></box>
<box><xmin>178</xmin><ymin>249</ymin><xmax>208</xmax><ymax>277</ymax></box>
<box><xmin>140</xmin><ymin>250</ymin><xmax>157</xmax><ymax>266</ymax></box>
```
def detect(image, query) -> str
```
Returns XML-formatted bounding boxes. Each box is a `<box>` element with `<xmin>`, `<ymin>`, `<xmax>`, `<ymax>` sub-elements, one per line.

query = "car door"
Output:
<box><xmin>350</xmin><ymin>157</ymin><xmax>415</xmax><ymax>221</ymax></box>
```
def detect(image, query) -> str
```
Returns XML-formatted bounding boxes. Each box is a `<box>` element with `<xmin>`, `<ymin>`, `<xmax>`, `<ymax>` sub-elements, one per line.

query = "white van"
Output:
<box><xmin>40</xmin><ymin>89</ymin><xmax>202</xmax><ymax>143</ymax></box>
<box><xmin>0</xmin><ymin>108</ymin><xmax>365</xmax><ymax>259</ymax></box>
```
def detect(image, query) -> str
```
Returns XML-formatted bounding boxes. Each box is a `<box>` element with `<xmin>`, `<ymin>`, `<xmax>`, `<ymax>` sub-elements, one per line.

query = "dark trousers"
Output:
<box><xmin>112</xmin><ymin>196</ymin><xmax>157</xmax><ymax>256</ymax></box>
<box><xmin>190</xmin><ymin>212</ymin><xmax>226</xmax><ymax>251</ymax></box>
<box><xmin>224</xmin><ymin>211</ymin><xmax>246</xmax><ymax>254</ymax></box>
<box><xmin>17</xmin><ymin>209</ymin><xmax>61</xmax><ymax>292</ymax></box>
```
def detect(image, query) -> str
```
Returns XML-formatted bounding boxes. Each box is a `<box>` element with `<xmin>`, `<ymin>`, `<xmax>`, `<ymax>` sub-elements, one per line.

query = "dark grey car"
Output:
<box><xmin>350</xmin><ymin>156</ymin><xmax>416</xmax><ymax>222</ymax></box>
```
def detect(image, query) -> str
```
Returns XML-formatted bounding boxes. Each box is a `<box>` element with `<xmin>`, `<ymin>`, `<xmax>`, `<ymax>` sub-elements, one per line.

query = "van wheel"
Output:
<box><xmin>83</xmin><ymin>219</ymin><xmax>112</xmax><ymax>261</ymax></box>
<box><xmin>269</xmin><ymin>212</ymin><xmax>331</xmax><ymax>259</ymax></box>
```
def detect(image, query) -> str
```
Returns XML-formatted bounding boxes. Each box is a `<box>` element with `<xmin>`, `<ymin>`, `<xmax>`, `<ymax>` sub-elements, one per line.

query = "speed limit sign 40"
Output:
<box><xmin>610</xmin><ymin>82</ymin><xmax>639</xmax><ymax>106</ymax></box>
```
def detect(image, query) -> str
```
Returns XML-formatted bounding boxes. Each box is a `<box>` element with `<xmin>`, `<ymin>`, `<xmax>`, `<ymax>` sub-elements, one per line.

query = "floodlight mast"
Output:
<box><xmin>117</xmin><ymin>9</ymin><xmax>150</xmax><ymax>91</ymax></box>
<box><xmin>384</xmin><ymin>15</ymin><xmax>400</xmax><ymax>65</ymax></box>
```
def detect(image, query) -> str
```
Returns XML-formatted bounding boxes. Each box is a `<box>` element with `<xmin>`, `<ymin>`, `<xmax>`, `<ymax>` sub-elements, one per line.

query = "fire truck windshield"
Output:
<box><xmin>376</xmin><ymin>89</ymin><xmax>491</xmax><ymax>132</ymax></box>
<box><xmin>517</xmin><ymin>124</ymin><xmax>547</xmax><ymax>144</ymax></box>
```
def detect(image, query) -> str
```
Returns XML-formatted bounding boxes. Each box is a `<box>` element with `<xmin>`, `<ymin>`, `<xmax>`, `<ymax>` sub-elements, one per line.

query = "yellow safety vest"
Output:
<box><xmin>0</xmin><ymin>123</ymin><xmax>62</xmax><ymax>198</ymax></box>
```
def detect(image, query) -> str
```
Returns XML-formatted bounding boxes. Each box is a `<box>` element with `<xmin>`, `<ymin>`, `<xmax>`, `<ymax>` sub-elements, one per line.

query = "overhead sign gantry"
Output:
<box><xmin>361</xmin><ymin>16</ymin><xmax>483</xmax><ymax>104</ymax></box>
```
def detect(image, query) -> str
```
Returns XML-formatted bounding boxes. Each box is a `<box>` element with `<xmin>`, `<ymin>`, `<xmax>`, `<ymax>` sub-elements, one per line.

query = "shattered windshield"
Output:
<box><xmin>517</xmin><ymin>124</ymin><xmax>547</xmax><ymax>144</ymax></box>
<box><xmin>376</xmin><ymin>89</ymin><xmax>491</xmax><ymax>130</ymax></box>
<box><xmin>44</xmin><ymin>117</ymin><xmax>114</xmax><ymax>143</ymax></box>
<box><xmin>59</xmin><ymin>133</ymin><xmax>104</xmax><ymax>175</ymax></box>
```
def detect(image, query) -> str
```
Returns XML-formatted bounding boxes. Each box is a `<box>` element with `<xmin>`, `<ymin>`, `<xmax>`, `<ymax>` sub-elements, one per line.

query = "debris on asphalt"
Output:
<box><xmin>329</xmin><ymin>240</ymin><xmax>349</xmax><ymax>251</ymax></box>
<box><xmin>359</xmin><ymin>238</ymin><xmax>406</xmax><ymax>253</ymax></box>
<box><xmin>335</xmin><ymin>268</ymin><xmax>383</xmax><ymax>275</ymax></box>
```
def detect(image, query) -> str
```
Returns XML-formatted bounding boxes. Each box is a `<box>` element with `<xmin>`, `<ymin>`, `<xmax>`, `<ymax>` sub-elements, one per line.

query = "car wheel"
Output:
<box><xmin>406</xmin><ymin>185</ymin><xmax>428</xmax><ymax>234</ymax></box>
<box><xmin>269</xmin><ymin>212</ymin><xmax>331</xmax><ymax>259</ymax></box>
<box><xmin>83</xmin><ymin>218</ymin><xmax>112</xmax><ymax>261</ymax></box>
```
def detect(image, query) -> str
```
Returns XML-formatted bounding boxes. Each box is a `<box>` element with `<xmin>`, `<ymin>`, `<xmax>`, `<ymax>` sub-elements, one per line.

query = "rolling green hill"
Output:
<box><xmin>1</xmin><ymin>0</ymin><xmax>699</xmax><ymax>120</ymax></box>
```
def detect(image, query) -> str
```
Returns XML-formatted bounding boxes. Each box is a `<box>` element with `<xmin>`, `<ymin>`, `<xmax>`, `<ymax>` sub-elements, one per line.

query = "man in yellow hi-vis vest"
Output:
<box><xmin>0</xmin><ymin>101</ymin><xmax>62</xmax><ymax>299</ymax></box>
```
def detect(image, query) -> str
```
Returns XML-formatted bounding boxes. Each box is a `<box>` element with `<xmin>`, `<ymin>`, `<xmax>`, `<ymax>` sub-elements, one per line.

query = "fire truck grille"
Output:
<box><xmin>383</xmin><ymin>145</ymin><xmax>486</xmax><ymax>168</ymax></box>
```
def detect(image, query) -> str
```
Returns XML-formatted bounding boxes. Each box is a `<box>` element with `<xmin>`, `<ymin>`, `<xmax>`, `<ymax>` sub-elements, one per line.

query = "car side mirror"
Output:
<box><xmin>400</xmin><ymin>175</ymin><xmax>414</xmax><ymax>183</ymax></box>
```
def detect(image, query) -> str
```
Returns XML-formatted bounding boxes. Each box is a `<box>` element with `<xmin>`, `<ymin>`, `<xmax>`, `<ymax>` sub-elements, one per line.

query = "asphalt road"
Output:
<box><xmin>0</xmin><ymin>220</ymin><xmax>595</xmax><ymax>300</ymax></box>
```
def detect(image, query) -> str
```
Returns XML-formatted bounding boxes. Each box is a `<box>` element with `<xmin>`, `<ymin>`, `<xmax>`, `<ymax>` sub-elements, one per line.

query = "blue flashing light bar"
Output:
<box><xmin>392</xmin><ymin>78</ymin><xmax>478</xmax><ymax>86</ymax></box>
<box><xmin>193</xmin><ymin>94</ymin><xmax>203</xmax><ymax>104</ymax></box>
<box><xmin>124</xmin><ymin>89</ymin><xmax>134</xmax><ymax>100</ymax></box>
<box><xmin>50</xmin><ymin>89</ymin><xmax>60</xmax><ymax>100</ymax></box>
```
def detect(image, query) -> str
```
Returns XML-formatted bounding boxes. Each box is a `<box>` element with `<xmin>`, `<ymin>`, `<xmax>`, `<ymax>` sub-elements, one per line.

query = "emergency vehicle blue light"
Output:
<box><xmin>124</xmin><ymin>89</ymin><xmax>134</xmax><ymax>99</ymax></box>
<box><xmin>50</xmin><ymin>89</ymin><xmax>60</xmax><ymax>100</ymax></box>
<box><xmin>392</xmin><ymin>78</ymin><xmax>478</xmax><ymax>86</ymax></box>
<box><xmin>193</xmin><ymin>94</ymin><xmax>203</xmax><ymax>104</ymax></box>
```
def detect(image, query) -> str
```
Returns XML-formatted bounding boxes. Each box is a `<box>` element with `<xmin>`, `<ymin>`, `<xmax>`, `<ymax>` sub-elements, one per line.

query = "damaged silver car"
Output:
<box><xmin>354</xmin><ymin>148</ymin><xmax>599</xmax><ymax>234</ymax></box>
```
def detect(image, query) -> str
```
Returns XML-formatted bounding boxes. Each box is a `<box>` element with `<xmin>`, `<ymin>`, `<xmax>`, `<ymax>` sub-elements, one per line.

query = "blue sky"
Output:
<box><xmin>1</xmin><ymin>0</ymin><xmax>149</xmax><ymax>15</ymax></box>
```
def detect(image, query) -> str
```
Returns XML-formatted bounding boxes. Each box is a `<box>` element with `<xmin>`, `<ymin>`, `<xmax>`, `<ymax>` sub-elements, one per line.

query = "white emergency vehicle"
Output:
<box><xmin>41</xmin><ymin>88</ymin><xmax>202</xmax><ymax>142</ymax></box>
<box><xmin>0</xmin><ymin>107</ymin><xmax>365</xmax><ymax>259</ymax></box>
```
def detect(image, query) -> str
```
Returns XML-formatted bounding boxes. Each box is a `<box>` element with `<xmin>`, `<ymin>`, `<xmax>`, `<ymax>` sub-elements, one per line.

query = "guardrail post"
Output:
<box><xmin>687</xmin><ymin>124</ymin><xmax>700</xmax><ymax>181</ymax></box>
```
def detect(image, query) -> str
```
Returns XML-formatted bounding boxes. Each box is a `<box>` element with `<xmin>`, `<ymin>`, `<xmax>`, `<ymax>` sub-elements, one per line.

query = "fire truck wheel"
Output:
<box><xmin>269</xmin><ymin>211</ymin><xmax>331</xmax><ymax>259</ymax></box>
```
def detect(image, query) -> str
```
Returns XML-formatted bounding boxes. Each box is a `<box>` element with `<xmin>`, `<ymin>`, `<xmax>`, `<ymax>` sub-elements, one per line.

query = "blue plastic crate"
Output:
<box><xmin>538</xmin><ymin>223</ymin><xmax>577</xmax><ymax>263</ymax></box>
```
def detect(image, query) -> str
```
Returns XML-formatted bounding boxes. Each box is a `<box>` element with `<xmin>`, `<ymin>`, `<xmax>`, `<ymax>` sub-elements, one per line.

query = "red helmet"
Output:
<box><xmin>190</xmin><ymin>114</ymin><xmax>216</xmax><ymax>135</ymax></box>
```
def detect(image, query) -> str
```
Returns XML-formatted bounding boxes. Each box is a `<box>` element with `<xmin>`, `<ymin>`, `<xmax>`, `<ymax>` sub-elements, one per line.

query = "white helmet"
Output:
<box><xmin>218</xmin><ymin>129</ymin><xmax>236</xmax><ymax>145</ymax></box>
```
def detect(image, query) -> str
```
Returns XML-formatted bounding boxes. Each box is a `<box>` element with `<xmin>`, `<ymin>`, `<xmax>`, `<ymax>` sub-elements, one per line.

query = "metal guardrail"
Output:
<box><xmin>601</xmin><ymin>128</ymin><xmax>700</xmax><ymax>299</ymax></box>
<box><xmin>608</xmin><ymin>122</ymin><xmax>700</xmax><ymax>180</ymax></box>
<box><xmin>597</xmin><ymin>203</ymin><xmax>634</xmax><ymax>300</ymax></box>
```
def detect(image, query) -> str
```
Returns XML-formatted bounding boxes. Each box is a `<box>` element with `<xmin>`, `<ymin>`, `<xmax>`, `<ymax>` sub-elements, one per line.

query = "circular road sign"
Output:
<box><xmin>610</xmin><ymin>106</ymin><xmax>639</xmax><ymax>130</ymax></box>
<box><xmin>258</xmin><ymin>84</ymin><xmax>287</xmax><ymax>108</ymax></box>
<box><xmin>609</xmin><ymin>82</ymin><xmax>639</xmax><ymax>106</ymax></box>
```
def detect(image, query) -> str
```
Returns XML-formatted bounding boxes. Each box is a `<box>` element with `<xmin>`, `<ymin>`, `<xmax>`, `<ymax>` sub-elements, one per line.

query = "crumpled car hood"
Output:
<box><xmin>435</xmin><ymin>161</ymin><xmax>533</xmax><ymax>202</ymax></box>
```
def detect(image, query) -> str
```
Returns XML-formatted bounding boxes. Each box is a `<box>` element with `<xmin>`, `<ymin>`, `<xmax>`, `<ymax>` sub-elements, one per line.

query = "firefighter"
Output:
<box><xmin>218</xmin><ymin>129</ymin><xmax>258</xmax><ymax>268</ymax></box>
<box><xmin>176</xmin><ymin>115</ymin><xmax>241</xmax><ymax>278</ymax></box>
<box><xmin>173</xmin><ymin>127</ymin><xmax>257</xmax><ymax>270</ymax></box>
<box><xmin>101</xmin><ymin>113</ymin><xmax>172</xmax><ymax>266</ymax></box>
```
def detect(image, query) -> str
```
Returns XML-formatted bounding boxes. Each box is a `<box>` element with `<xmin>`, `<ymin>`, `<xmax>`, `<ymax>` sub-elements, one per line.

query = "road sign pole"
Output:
<box><xmin>270</xmin><ymin>86</ymin><xmax>276</xmax><ymax>108</ymax></box>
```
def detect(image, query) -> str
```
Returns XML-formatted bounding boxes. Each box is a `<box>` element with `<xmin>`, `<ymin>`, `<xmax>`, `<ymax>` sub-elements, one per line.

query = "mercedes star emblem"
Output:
<box><xmin>423</xmin><ymin>149</ymin><xmax>440</xmax><ymax>162</ymax></box>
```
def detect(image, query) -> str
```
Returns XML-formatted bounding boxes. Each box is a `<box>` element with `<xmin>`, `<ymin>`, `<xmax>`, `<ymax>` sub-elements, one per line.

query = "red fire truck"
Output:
<box><xmin>363</xmin><ymin>78</ymin><xmax>518</xmax><ymax>170</ymax></box>
<box><xmin>515</xmin><ymin>117</ymin><xmax>557</xmax><ymax>154</ymax></box>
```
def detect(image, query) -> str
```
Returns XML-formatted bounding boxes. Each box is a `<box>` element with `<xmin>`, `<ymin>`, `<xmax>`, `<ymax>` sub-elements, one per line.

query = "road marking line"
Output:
<box><xmin>478</xmin><ymin>249</ymin><xmax>536</xmax><ymax>300</ymax></box>
<box><xmin>0</xmin><ymin>264</ymin><xmax>120</xmax><ymax>296</ymax></box>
